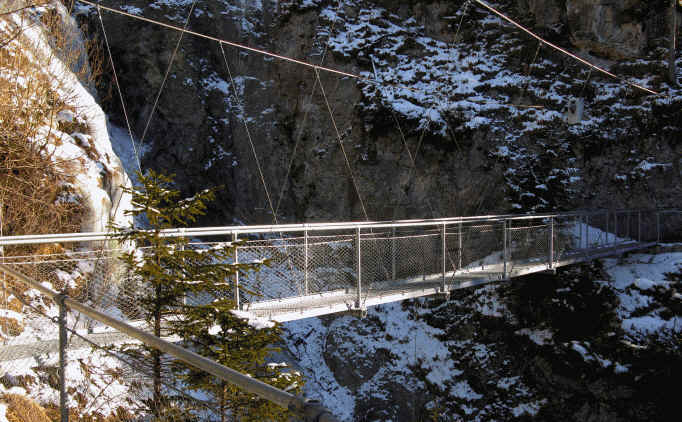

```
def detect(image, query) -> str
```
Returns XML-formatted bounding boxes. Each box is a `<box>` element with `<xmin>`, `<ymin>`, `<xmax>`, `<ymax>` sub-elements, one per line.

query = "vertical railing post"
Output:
<box><xmin>502</xmin><ymin>219</ymin><xmax>507</xmax><ymax>279</ymax></box>
<box><xmin>656</xmin><ymin>211</ymin><xmax>661</xmax><ymax>243</ymax></box>
<box><xmin>391</xmin><ymin>227</ymin><xmax>396</xmax><ymax>281</ymax></box>
<box><xmin>441</xmin><ymin>223</ymin><xmax>446</xmax><ymax>292</ymax></box>
<box><xmin>458</xmin><ymin>221</ymin><xmax>463</xmax><ymax>270</ymax></box>
<box><xmin>355</xmin><ymin>227</ymin><xmax>362</xmax><ymax>309</ymax></box>
<box><xmin>614</xmin><ymin>211</ymin><xmax>618</xmax><ymax>247</ymax></box>
<box><xmin>232</xmin><ymin>232</ymin><xmax>240</xmax><ymax>310</ymax></box>
<box><xmin>605</xmin><ymin>211</ymin><xmax>609</xmax><ymax>247</ymax></box>
<box><xmin>57</xmin><ymin>294</ymin><xmax>69</xmax><ymax>422</ymax></box>
<box><xmin>548</xmin><ymin>217</ymin><xmax>554</xmax><ymax>269</ymax></box>
<box><xmin>178</xmin><ymin>228</ymin><xmax>186</xmax><ymax>305</ymax></box>
<box><xmin>304</xmin><ymin>229</ymin><xmax>309</xmax><ymax>296</ymax></box>
<box><xmin>585</xmin><ymin>214</ymin><xmax>590</xmax><ymax>251</ymax></box>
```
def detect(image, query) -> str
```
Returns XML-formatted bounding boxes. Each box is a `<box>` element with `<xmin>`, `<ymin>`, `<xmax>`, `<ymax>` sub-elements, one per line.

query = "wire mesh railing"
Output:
<box><xmin>0</xmin><ymin>210</ymin><xmax>675</xmax><ymax>320</ymax></box>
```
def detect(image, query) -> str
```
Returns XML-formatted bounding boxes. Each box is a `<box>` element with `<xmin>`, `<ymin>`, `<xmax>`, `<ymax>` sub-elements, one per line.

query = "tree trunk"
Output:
<box><xmin>669</xmin><ymin>0</ymin><xmax>679</xmax><ymax>87</ymax></box>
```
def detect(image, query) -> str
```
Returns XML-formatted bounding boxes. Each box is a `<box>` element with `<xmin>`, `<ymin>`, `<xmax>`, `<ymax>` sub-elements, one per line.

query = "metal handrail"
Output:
<box><xmin>0</xmin><ymin>265</ymin><xmax>340</xmax><ymax>422</ymax></box>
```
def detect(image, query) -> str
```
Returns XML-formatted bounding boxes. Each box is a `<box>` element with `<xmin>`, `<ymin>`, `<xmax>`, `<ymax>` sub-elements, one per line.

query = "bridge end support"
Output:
<box><xmin>347</xmin><ymin>306</ymin><xmax>367</xmax><ymax>319</ymax></box>
<box><xmin>435</xmin><ymin>287</ymin><xmax>450</xmax><ymax>300</ymax></box>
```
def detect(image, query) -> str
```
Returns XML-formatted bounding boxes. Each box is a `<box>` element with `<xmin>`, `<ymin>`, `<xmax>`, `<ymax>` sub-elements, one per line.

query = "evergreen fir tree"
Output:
<box><xmin>113</xmin><ymin>170</ymin><xmax>302</xmax><ymax>421</ymax></box>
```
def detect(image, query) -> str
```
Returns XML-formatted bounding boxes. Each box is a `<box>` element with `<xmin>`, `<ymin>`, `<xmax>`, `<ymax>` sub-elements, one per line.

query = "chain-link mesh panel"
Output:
<box><xmin>307</xmin><ymin>232</ymin><xmax>355</xmax><ymax>294</ymax></box>
<box><xmin>459</xmin><ymin>223</ymin><xmax>504</xmax><ymax>272</ymax></box>
<box><xmin>508</xmin><ymin>221</ymin><xmax>549</xmax><ymax>268</ymax></box>
<box><xmin>660</xmin><ymin>211</ymin><xmax>682</xmax><ymax>242</ymax></box>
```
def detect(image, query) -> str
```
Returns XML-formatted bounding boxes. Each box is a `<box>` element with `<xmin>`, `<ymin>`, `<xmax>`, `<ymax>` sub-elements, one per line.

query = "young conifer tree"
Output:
<box><xmin>113</xmin><ymin>170</ymin><xmax>301</xmax><ymax>420</ymax></box>
<box><xmin>113</xmin><ymin>170</ymin><xmax>218</xmax><ymax>418</ymax></box>
<box><xmin>173</xmin><ymin>295</ymin><xmax>303</xmax><ymax>421</ymax></box>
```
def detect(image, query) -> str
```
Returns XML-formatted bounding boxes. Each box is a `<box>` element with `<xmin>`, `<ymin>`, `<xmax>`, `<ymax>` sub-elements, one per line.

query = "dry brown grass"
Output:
<box><xmin>0</xmin><ymin>393</ymin><xmax>51</xmax><ymax>422</ymax></box>
<box><xmin>0</xmin><ymin>5</ymin><xmax>97</xmax><ymax>244</ymax></box>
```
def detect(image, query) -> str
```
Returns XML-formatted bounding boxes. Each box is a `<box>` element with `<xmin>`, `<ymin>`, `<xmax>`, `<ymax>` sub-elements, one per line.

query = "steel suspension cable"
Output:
<box><xmin>472</xmin><ymin>0</ymin><xmax>661</xmax><ymax>96</ymax></box>
<box><xmin>139</xmin><ymin>0</ymin><xmax>198</xmax><ymax>145</ymax></box>
<box><xmin>96</xmin><ymin>5</ymin><xmax>142</xmax><ymax>173</ymax></box>
<box><xmin>219</xmin><ymin>43</ymin><xmax>300</xmax><ymax>294</ymax></box>
<box><xmin>518</xmin><ymin>41</ymin><xmax>542</xmax><ymax>100</ymax></box>
<box><xmin>314</xmin><ymin>68</ymin><xmax>369</xmax><ymax>221</ymax></box>
<box><xmin>274</xmin><ymin>0</ymin><xmax>345</xmax><ymax>217</ymax></box>
<box><xmin>219</xmin><ymin>43</ymin><xmax>278</xmax><ymax>224</ymax></box>
<box><xmin>77</xmin><ymin>0</ymin><xmax>660</xmax><ymax>96</ymax></box>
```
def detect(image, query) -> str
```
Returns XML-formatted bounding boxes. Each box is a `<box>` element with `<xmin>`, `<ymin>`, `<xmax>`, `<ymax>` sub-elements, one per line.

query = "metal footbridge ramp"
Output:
<box><xmin>0</xmin><ymin>209</ymin><xmax>678</xmax><ymax>323</ymax></box>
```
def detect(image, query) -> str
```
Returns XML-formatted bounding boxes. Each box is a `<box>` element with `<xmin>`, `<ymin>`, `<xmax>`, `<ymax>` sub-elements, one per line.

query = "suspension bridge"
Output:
<box><xmin>1</xmin><ymin>209</ymin><xmax>676</xmax><ymax>325</ymax></box>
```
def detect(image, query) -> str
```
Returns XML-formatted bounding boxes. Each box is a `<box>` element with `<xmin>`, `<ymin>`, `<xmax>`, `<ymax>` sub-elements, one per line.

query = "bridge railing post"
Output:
<box><xmin>57</xmin><ymin>294</ymin><xmax>69</xmax><ymax>422</ymax></box>
<box><xmin>548</xmin><ymin>217</ymin><xmax>554</xmax><ymax>269</ymax></box>
<box><xmin>656</xmin><ymin>211</ymin><xmax>661</xmax><ymax>243</ymax></box>
<box><xmin>502</xmin><ymin>219</ymin><xmax>507</xmax><ymax>279</ymax></box>
<box><xmin>585</xmin><ymin>214</ymin><xmax>590</xmax><ymax>253</ymax></box>
<box><xmin>441</xmin><ymin>223</ymin><xmax>446</xmax><ymax>292</ymax></box>
<box><xmin>577</xmin><ymin>215</ymin><xmax>582</xmax><ymax>250</ymax></box>
<box><xmin>179</xmin><ymin>227</ymin><xmax>186</xmax><ymax>305</ymax></box>
<box><xmin>614</xmin><ymin>211</ymin><xmax>618</xmax><ymax>247</ymax></box>
<box><xmin>232</xmin><ymin>232</ymin><xmax>240</xmax><ymax>310</ymax></box>
<box><xmin>304</xmin><ymin>229</ymin><xmax>309</xmax><ymax>296</ymax></box>
<box><xmin>355</xmin><ymin>227</ymin><xmax>361</xmax><ymax>309</ymax></box>
<box><xmin>604</xmin><ymin>211</ymin><xmax>609</xmax><ymax>247</ymax></box>
<box><xmin>458</xmin><ymin>222</ymin><xmax>463</xmax><ymax>270</ymax></box>
<box><xmin>391</xmin><ymin>227</ymin><xmax>396</xmax><ymax>281</ymax></box>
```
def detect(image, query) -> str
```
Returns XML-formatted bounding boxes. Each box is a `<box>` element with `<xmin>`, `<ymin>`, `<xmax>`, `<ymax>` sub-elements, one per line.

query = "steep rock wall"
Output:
<box><xmin>81</xmin><ymin>0</ymin><xmax>680</xmax><ymax>225</ymax></box>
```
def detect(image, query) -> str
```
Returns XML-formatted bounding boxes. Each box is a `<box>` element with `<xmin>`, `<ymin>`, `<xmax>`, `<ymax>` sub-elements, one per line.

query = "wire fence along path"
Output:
<box><xmin>0</xmin><ymin>209</ymin><xmax>679</xmax><ymax>421</ymax></box>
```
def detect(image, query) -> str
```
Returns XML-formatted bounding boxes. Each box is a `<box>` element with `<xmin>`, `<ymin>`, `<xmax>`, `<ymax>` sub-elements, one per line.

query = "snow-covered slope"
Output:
<box><xmin>0</xmin><ymin>2</ymin><xmax>132</xmax><ymax>233</ymax></box>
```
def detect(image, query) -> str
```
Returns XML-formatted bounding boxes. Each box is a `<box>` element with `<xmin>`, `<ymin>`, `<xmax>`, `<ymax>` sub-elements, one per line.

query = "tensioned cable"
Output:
<box><xmin>314</xmin><ymin>68</ymin><xmax>369</xmax><ymax>220</ymax></box>
<box><xmin>518</xmin><ymin>41</ymin><xmax>542</xmax><ymax>100</ymax></box>
<box><xmin>218</xmin><ymin>41</ymin><xmax>305</xmax><ymax>295</ymax></box>
<box><xmin>77</xmin><ymin>0</ymin><xmax>660</xmax><ymax>97</ymax></box>
<box><xmin>472</xmin><ymin>0</ymin><xmax>660</xmax><ymax>96</ymax></box>
<box><xmin>80</xmin><ymin>0</ymin><xmax>363</xmax><ymax>81</ymax></box>
<box><xmin>139</xmin><ymin>0</ymin><xmax>198</xmax><ymax>146</ymax></box>
<box><xmin>104</xmin><ymin>0</ymin><xmax>198</xmax><ymax>234</ymax></box>
<box><xmin>579</xmin><ymin>67</ymin><xmax>593</xmax><ymax>98</ymax></box>
<box><xmin>96</xmin><ymin>5</ymin><xmax>142</xmax><ymax>173</ymax></box>
<box><xmin>219</xmin><ymin>43</ymin><xmax>278</xmax><ymax>224</ymax></box>
<box><xmin>274</xmin><ymin>0</ymin><xmax>345</xmax><ymax>217</ymax></box>
<box><xmin>453</xmin><ymin>0</ymin><xmax>472</xmax><ymax>42</ymax></box>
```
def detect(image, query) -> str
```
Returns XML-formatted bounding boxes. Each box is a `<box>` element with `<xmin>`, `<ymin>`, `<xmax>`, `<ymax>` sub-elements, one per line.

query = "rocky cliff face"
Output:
<box><xmin>80</xmin><ymin>0</ymin><xmax>680</xmax><ymax>226</ymax></box>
